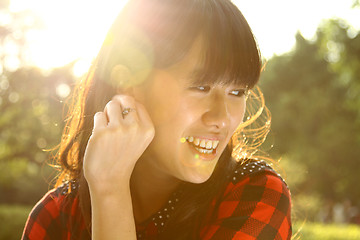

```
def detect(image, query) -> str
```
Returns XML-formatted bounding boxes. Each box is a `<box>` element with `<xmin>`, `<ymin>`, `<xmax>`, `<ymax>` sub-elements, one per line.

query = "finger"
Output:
<box><xmin>112</xmin><ymin>95</ymin><xmax>139</xmax><ymax>123</ymax></box>
<box><xmin>134</xmin><ymin>101</ymin><xmax>154</xmax><ymax>129</ymax></box>
<box><xmin>93</xmin><ymin>112</ymin><xmax>107</xmax><ymax>131</ymax></box>
<box><xmin>104</xmin><ymin>100</ymin><xmax>122</xmax><ymax>127</ymax></box>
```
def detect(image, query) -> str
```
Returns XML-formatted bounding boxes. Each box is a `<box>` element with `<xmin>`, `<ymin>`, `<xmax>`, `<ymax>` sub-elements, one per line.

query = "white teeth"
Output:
<box><xmin>206</xmin><ymin>141</ymin><xmax>212</xmax><ymax>149</ymax></box>
<box><xmin>212</xmin><ymin>141</ymin><xmax>219</xmax><ymax>149</ymax></box>
<box><xmin>194</xmin><ymin>147</ymin><xmax>213</xmax><ymax>154</ymax></box>
<box><xmin>187</xmin><ymin>137</ymin><xmax>220</xmax><ymax>151</ymax></box>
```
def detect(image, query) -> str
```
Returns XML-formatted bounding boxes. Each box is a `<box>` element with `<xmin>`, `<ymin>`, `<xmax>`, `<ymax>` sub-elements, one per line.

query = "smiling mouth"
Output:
<box><xmin>185</xmin><ymin>136</ymin><xmax>219</xmax><ymax>155</ymax></box>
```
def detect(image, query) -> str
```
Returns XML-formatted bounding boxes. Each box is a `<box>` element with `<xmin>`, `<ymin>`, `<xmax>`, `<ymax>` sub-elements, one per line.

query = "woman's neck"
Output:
<box><xmin>130</xmin><ymin>157</ymin><xmax>181</xmax><ymax>223</ymax></box>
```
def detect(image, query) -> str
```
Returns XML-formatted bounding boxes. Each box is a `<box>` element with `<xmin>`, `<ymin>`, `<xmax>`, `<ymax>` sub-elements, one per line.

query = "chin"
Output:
<box><xmin>174</xmin><ymin>147</ymin><xmax>221</xmax><ymax>184</ymax></box>
<box><xmin>189</xmin><ymin>175</ymin><xmax>211</xmax><ymax>184</ymax></box>
<box><xmin>182</xmin><ymin>164</ymin><xmax>217</xmax><ymax>184</ymax></box>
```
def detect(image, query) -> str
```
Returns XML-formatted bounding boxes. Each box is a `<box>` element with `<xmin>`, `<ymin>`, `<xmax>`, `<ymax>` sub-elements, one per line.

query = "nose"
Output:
<box><xmin>202</xmin><ymin>94</ymin><xmax>230</xmax><ymax>130</ymax></box>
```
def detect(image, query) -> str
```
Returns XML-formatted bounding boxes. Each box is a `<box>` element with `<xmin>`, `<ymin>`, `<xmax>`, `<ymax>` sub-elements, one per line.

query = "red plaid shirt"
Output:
<box><xmin>22</xmin><ymin>160</ymin><xmax>292</xmax><ymax>240</ymax></box>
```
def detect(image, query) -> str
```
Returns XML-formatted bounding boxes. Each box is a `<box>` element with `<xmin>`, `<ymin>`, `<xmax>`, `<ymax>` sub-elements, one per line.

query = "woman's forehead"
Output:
<box><xmin>160</xmin><ymin>36</ymin><xmax>253</xmax><ymax>88</ymax></box>
<box><xmin>185</xmin><ymin>73</ymin><xmax>248</xmax><ymax>88</ymax></box>
<box><xmin>165</xmin><ymin>59</ymin><xmax>249</xmax><ymax>88</ymax></box>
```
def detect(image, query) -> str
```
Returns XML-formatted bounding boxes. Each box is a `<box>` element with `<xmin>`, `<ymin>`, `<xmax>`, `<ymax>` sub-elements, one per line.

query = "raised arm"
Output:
<box><xmin>83</xmin><ymin>95</ymin><xmax>154</xmax><ymax>240</ymax></box>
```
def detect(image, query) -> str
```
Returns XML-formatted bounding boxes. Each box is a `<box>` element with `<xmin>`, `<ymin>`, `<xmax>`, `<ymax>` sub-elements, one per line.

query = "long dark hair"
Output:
<box><xmin>54</xmin><ymin>0</ymin><xmax>262</xmax><ymax>238</ymax></box>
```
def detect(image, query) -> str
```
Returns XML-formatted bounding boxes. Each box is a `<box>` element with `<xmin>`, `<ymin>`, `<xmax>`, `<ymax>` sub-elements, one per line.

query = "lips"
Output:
<box><xmin>185</xmin><ymin>136</ymin><xmax>220</xmax><ymax>158</ymax></box>
<box><xmin>186</xmin><ymin>136</ymin><xmax>219</xmax><ymax>150</ymax></box>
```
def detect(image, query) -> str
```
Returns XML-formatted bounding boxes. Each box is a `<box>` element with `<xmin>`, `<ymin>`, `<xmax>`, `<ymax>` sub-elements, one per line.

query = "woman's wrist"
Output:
<box><xmin>87</xmin><ymin>175</ymin><xmax>132</xmax><ymax>198</ymax></box>
<box><xmin>90</xmin><ymin>181</ymin><xmax>136</xmax><ymax>240</ymax></box>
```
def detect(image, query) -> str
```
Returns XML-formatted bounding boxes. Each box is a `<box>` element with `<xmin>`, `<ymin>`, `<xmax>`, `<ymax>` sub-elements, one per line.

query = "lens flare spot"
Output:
<box><xmin>110</xmin><ymin>64</ymin><xmax>133</xmax><ymax>89</ymax></box>
<box><xmin>180</xmin><ymin>137</ymin><xmax>186</xmax><ymax>143</ymax></box>
<box><xmin>195</xmin><ymin>154</ymin><xmax>199</xmax><ymax>159</ymax></box>
<box><xmin>105</xmin><ymin>30</ymin><xmax>154</xmax><ymax>89</ymax></box>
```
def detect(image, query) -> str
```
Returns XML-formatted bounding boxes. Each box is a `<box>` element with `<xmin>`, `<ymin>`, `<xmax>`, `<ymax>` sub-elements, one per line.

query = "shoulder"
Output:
<box><xmin>22</xmin><ymin>181</ymin><xmax>79</xmax><ymax>240</ymax></box>
<box><xmin>28</xmin><ymin>181</ymin><xmax>79</xmax><ymax>219</ymax></box>
<box><xmin>222</xmin><ymin>159</ymin><xmax>291</xmax><ymax>214</ymax></box>
<box><xmin>203</xmin><ymin>159</ymin><xmax>292</xmax><ymax>239</ymax></box>
<box><xmin>225</xmin><ymin>159</ymin><xmax>290</xmax><ymax>197</ymax></box>
<box><xmin>32</xmin><ymin>181</ymin><xmax>79</xmax><ymax>216</ymax></box>
<box><xmin>230</xmin><ymin>159</ymin><xmax>285</xmax><ymax>183</ymax></box>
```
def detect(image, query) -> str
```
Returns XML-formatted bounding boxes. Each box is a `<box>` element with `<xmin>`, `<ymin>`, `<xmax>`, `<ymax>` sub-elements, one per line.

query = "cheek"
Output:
<box><xmin>229</xmin><ymin>100</ymin><xmax>246</xmax><ymax>131</ymax></box>
<box><xmin>143</xmin><ymin>74</ymin><xmax>182</xmax><ymax>124</ymax></box>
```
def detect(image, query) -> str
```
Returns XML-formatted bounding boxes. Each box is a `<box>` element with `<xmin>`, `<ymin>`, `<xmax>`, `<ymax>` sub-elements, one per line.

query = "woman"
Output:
<box><xmin>22</xmin><ymin>0</ymin><xmax>292</xmax><ymax>239</ymax></box>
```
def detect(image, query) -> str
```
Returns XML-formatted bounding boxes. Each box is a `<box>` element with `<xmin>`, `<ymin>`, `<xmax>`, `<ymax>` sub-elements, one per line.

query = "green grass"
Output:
<box><xmin>293</xmin><ymin>221</ymin><xmax>360</xmax><ymax>240</ymax></box>
<box><xmin>0</xmin><ymin>204</ymin><xmax>32</xmax><ymax>240</ymax></box>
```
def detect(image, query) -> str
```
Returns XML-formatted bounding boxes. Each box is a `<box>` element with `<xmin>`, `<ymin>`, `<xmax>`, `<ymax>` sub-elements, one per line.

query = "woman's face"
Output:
<box><xmin>134</xmin><ymin>40</ymin><xmax>247</xmax><ymax>183</ymax></box>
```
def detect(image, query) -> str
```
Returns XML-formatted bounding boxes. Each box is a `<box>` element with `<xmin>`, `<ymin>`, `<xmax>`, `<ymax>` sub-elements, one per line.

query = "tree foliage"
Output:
<box><xmin>0</xmin><ymin>65</ymin><xmax>75</xmax><ymax>204</ymax></box>
<box><xmin>0</xmin><ymin>5</ymin><xmax>75</xmax><ymax>205</ymax></box>
<box><xmin>260</xmin><ymin>20</ymin><xmax>360</xmax><ymax>205</ymax></box>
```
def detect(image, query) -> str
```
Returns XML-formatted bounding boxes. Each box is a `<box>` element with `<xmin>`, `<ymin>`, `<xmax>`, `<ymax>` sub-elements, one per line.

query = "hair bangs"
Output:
<box><xmin>195</xmin><ymin>0</ymin><xmax>262</xmax><ymax>88</ymax></box>
<box><xmin>98</xmin><ymin>0</ymin><xmax>261</xmax><ymax>89</ymax></box>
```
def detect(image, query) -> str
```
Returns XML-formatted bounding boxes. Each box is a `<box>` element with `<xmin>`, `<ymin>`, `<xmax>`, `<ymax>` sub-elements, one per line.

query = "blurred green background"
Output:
<box><xmin>0</xmin><ymin>0</ymin><xmax>360</xmax><ymax>239</ymax></box>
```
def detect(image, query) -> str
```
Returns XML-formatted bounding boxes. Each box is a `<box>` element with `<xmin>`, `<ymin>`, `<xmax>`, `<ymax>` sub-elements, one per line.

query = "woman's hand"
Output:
<box><xmin>83</xmin><ymin>94</ymin><xmax>155</xmax><ymax>195</ymax></box>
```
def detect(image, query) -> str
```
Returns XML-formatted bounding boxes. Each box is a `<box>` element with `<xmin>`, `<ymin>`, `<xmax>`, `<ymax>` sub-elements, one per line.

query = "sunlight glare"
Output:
<box><xmin>7</xmin><ymin>0</ymin><xmax>360</xmax><ymax>69</ymax></box>
<box><xmin>56</xmin><ymin>83</ymin><xmax>71</xmax><ymax>99</ymax></box>
<box><xmin>234</xmin><ymin>0</ymin><xmax>360</xmax><ymax>58</ymax></box>
<box><xmin>72</xmin><ymin>58</ymin><xmax>92</xmax><ymax>78</ymax></box>
<box><xmin>10</xmin><ymin>0</ymin><xmax>128</xmax><ymax>70</ymax></box>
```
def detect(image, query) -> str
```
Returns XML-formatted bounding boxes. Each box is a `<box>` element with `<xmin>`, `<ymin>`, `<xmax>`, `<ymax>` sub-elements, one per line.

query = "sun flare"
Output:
<box><xmin>7</xmin><ymin>0</ymin><xmax>360</xmax><ymax>73</ymax></box>
<box><xmin>9</xmin><ymin>0</ymin><xmax>129</xmax><ymax>73</ymax></box>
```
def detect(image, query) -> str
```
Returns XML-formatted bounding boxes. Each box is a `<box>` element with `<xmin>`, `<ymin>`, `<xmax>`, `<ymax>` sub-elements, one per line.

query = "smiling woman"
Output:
<box><xmin>22</xmin><ymin>0</ymin><xmax>291</xmax><ymax>239</ymax></box>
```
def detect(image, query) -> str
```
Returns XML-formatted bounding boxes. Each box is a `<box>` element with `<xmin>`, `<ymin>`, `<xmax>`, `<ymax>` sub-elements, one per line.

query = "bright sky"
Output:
<box><xmin>8</xmin><ymin>0</ymin><xmax>360</xmax><ymax>75</ymax></box>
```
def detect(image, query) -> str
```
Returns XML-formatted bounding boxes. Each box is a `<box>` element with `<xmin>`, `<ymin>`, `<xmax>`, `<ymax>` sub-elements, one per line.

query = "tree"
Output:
<box><xmin>0</xmin><ymin>64</ymin><xmax>75</xmax><ymax>204</ymax></box>
<box><xmin>259</xmin><ymin>19</ymin><xmax>360</xmax><ymax>211</ymax></box>
<box><xmin>0</xmin><ymin>3</ymin><xmax>76</xmax><ymax>205</ymax></box>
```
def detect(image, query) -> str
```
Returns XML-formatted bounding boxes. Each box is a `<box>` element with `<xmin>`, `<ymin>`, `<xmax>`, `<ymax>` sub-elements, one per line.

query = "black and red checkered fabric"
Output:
<box><xmin>22</xmin><ymin>183</ymin><xmax>89</xmax><ymax>240</ymax></box>
<box><xmin>22</xmin><ymin>160</ymin><xmax>292</xmax><ymax>240</ymax></box>
<box><xmin>200</xmin><ymin>160</ymin><xmax>292</xmax><ymax>239</ymax></box>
